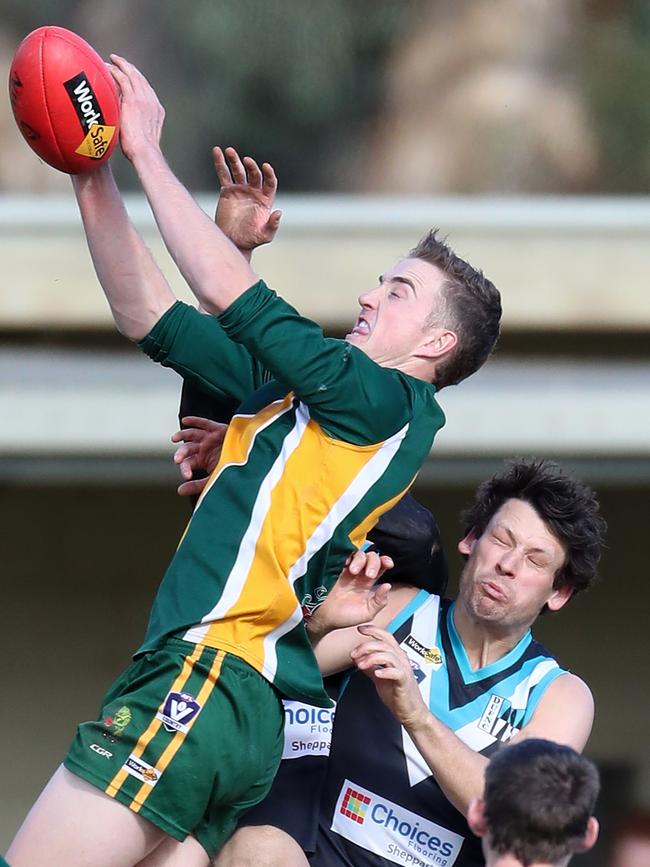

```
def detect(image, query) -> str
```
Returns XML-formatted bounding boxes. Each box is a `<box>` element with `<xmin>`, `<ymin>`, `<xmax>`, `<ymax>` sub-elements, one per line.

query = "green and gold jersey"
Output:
<box><xmin>138</xmin><ymin>281</ymin><xmax>445</xmax><ymax>706</ymax></box>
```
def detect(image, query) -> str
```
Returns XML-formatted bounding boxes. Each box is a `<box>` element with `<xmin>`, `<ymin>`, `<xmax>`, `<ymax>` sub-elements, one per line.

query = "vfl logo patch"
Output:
<box><xmin>156</xmin><ymin>691</ymin><xmax>202</xmax><ymax>734</ymax></box>
<box><xmin>123</xmin><ymin>755</ymin><xmax>159</xmax><ymax>786</ymax></box>
<box><xmin>478</xmin><ymin>694</ymin><xmax>518</xmax><ymax>743</ymax></box>
<box><xmin>339</xmin><ymin>786</ymin><xmax>371</xmax><ymax>824</ymax></box>
<box><xmin>404</xmin><ymin>635</ymin><xmax>443</xmax><ymax>668</ymax></box>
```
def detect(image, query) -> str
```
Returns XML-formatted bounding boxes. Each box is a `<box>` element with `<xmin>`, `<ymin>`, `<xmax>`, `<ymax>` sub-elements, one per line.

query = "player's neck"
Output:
<box><xmin>452</xmin><ymin>600</ymin><xmax>530</xmax><ymax>671</ymax></box>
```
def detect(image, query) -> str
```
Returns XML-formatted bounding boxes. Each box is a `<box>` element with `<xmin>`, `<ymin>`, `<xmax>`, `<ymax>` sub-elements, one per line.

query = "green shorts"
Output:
<box><xmin>64</xmin><ymin>639</ymin><xmax>284</xmax><ymax>857</ymax></box>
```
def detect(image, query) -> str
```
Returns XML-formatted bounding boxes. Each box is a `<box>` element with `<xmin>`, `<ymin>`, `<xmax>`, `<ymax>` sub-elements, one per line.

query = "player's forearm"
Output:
<box><xmin>72</xmin><ymin>166</ymin><xmax>176</xmax><ymax>340</ymax></box>
<box><xmin>405</xmin><ymin>711</ymin><xmax>488</xmax><ymax>816</ymax></box>
<box><xmin>131</xmin><ymin>146</ymin><xmax>258</xmax><ymax>314</ymax></box>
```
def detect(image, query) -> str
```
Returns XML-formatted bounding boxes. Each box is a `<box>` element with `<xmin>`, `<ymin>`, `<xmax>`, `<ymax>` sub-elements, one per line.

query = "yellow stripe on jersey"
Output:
<box><xmin>131</xmin><ymin>650</ymin><xmax>226</xmax><ymax>813</ymax></box>
<box><xmin>201</xmin><ymin>416</ymin><xmax>403</xmax><ymax>665</ymax></box>
<box><xmin>348</xmin><ymin>478</ymin><xmax>416</xmax><ymax>551</ymax></box>
<box><xmin>199</xmin><ymin>395</ymin><xmax>295</xmax><ymax>505</ymax></box>
<box><xmin>104</xmin><ymin>645</ymin><xmax>203</xmax><ymax>799</ymax></box>
<box><xmin>175</xmin><ymin>395</ymin><xmax>294</xmax><ymax>550</ymax></box>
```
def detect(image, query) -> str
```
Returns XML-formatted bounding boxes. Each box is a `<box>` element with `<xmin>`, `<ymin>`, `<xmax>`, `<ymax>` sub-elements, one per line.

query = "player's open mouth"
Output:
<box><xmin>346</xmin><ymin>317</ymin><xmax>371</xmax><ymax>339</ymax></box>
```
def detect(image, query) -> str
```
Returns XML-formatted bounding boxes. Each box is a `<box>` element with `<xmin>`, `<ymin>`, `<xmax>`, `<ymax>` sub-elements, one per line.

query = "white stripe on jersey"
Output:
<box><xmin>262</xmin><ymin>600</ymin><xmax>304</xmax><ymax>682</ymax></box>
<box><xmin>185</xmin><ymin>398</ymin><xmax>307</xmax><ymax>644</ymax></box>
<box><xmin>285</xmin><ymin>419</ymin><xmax>410</xmax><ymax>589</ymax></box>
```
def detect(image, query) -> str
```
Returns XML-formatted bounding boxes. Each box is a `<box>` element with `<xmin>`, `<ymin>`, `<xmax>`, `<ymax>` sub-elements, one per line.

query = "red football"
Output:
<box><xmin>9</xmin><ymin>26</ymin><xmax>121</xmax><ymax>174</ymax></box>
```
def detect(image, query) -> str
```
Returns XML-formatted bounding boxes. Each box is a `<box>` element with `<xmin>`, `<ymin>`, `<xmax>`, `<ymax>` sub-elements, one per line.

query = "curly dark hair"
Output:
<box><xmin>410</xmin><ymin>230</ymin><xmax>502</xmax><ymax>389</ymax></box>
<box><xmin>462</xmin><ymin>458</ymin><xmax>606</xmax><ymax>597</ymax></box>
<box><xmin>484</xmin><ymin>739</ymin><xmax>600</xmax><ymax>865</ymax></box>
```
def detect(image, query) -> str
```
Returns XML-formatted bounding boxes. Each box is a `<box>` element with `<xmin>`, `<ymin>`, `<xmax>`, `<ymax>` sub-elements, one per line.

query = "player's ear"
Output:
<box><xmin>421</xmin><ymin>327</ymin><xmax>457</xmax><ymax>360</ymax></box>
<box><xmin>458</xmin><ymin>529</ymin><xmax>477</xmax><ymax>557</ymax></box>
<box><xmin>546</xmin><ymin>582</ymin><xmax>573</xmax><ymax>613</ymax></box>
<box><xmin>575</xmin><ymin>817</ymin><xmax>599</xmax><ymax>853</ymax></box>
<box><xmin>467</xmin><ymin>798</ymin><xmax>488</xmax><ymax>838</ymax></box>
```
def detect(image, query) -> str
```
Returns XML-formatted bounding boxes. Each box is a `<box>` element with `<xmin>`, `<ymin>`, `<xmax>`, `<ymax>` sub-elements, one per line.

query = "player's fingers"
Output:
<box><xmin>107</xmin><ymin>63</ymin><xmax>131</xmax><ymax>96</ymax></box>
<box><xmin>212</xmin><ymin>146</ymin><xmax>234</xmax><ymax>187</ymax></box>
<box><xmin>347</xmin><ymin>549</ymin><xmax>368</xmax><ymax>575</ymax></box>
<box><xmin>362</xmin><ymin>550</ymin><xmax>382</xmax><ymax>580</ymax></box>
<box><xmin>224</xmin><ymin>147</ymin><xmax>247</xmax><ymax>184</ymax></box>
<box><xmin>177</xmin><ymin>477</ymin><xmax>209</xmax><ymax>497</ymax></box>
<box><xmin>372</xmin><ymin>582</ymin><xmax>392</xmax><ymax>610</ymax></box>
<box><xmin>261</xmin><ymin>162</ymin><xmax>278</xmax><ymax>197</ymax></box>
<box><xmin>181</xmin><ymin>416</ymin><xmax>227</xmax><ymax>435</ymax></box>
<box><xmin>171</xmin><ymin>428</ymin><xmax>208</xmax><ymax>445</ymax></box>
<box><xmin>179</xmin><ymin>457</ymin><xmax>195</xmax><ymax>480</ymax></box>
<box><xmin>377</xmin><ymin>555</ymin><xmax>394</xmax><ymax>578</ymax></box>
<box><xmin>357</xmin><ymin>623</ymin><xmax>393</xmax><ymax>643</ymax></box>
<box><xmin>173</xmin><ymin>442</ymin><xmax>199</xmax><ymax>464</ymax></box>
<box><xmin>353</xmin><ymin>650</ymin><xmax>397</xmax><ymax>671</ymax></box>
<box><xmin>243</xmin><ymin>156</ymin><xmax>263</xmax><ymax>189</ymax></box>
<box><xmin>350</xmin><ymin>638</ymin><xmax>390</xmax><ymax>659</ymax></box>
<box><xmin>267</xmin><ymin>210</ymin><xmax>282</xmax><ymax>233</ymax></box>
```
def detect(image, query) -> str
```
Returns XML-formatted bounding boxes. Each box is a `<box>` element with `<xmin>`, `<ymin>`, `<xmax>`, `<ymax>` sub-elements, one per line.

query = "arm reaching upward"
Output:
<box><xmin>72</xmin><ymin>165</ymin><xmax>176</xmax><ymax>340</ymax></box>
<box><xmin>108</xmin><ymin>54</ymin><xmax>259</xmax><ymax>316</ymax></box>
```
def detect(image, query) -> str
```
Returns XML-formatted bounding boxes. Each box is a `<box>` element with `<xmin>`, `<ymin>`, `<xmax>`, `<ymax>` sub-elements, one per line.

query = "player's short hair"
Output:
<box><xmin>462</xmin><ymin>457</ymin><xmax>606</xmax><ymax>598</ymax></box>
<box><xmin>410</xmin><ymin>230</ymin><xmax>502</xmax><ymax>389</ymax></box>
<box><xmin>484</xmin><ymin>740</ymin><xmax>600</xmax><ymax>866</ymax></box>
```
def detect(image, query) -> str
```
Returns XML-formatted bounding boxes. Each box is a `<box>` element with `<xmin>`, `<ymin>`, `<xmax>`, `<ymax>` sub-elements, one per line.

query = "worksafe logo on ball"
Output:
<box><xmin>156</xmin><ymin>691</ymin><xmax>202</xmax><ymax>734</ymax></box>
<box><xmin>63</xmin><ymin>72</ymin><xmax>116</xmax><ymax>158</ymax></box>
<box><xmin>333</xmin><ymin>780</ymin><xmax>463</xmax><ymax>866</ymax></box>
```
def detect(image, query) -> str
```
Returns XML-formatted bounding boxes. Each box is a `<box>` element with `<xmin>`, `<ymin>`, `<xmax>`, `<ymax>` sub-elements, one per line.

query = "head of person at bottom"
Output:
<box><xmin>468</xmin><ymin>739</ymin><xmax>600</xmax><ymax>866</ymax></box>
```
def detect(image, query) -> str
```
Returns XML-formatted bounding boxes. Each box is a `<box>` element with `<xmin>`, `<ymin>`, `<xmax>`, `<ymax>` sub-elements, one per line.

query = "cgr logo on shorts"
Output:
<box><xmin>89</xmin><ymin>743</ymin><xmax>112</xmax><ymax>758</ymax></box>
<box><xmin>333</xmin><ymin>780</ymin><xmax>463</xmax><ymax>866</ymax></box>
<box><xmin>156</xmin><ymin>691</ymin><xmax>202</xmax><ymax>734</ymax></box>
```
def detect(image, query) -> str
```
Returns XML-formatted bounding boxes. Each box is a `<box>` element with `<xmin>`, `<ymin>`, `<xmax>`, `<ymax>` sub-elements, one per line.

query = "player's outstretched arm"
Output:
<box><xmin>72</xmin><ymin>165</ymin><xmax>176</xmax><ymax>340</ymax></box>
<box><xmin>108</xmin><ymin>54</ymin><xmax>258</xmax><ymax>316</ymax></box>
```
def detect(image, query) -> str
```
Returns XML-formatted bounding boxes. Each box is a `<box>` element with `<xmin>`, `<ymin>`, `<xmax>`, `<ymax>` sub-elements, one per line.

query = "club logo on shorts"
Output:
<box><xmin>156</xmin><ymin>691</ymin><xmax>202</xmax><ymax>734</ymax></box>
<box><xmin>339</xmin><ymin>786</ymin><xmax>371</xmax><ymax>824</ymax></box>
<box><xmin>123</xmin><ymin>755</ymin><xmax>159</xmax><ymax>785</ymax></box>
<box><xmin>102</xmin><ymin>705</ymin><xmax>132</xmax><ymax>742</ymax></box>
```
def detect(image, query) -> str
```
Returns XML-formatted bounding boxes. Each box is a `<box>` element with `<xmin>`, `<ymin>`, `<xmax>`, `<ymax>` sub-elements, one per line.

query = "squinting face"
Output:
<box><xmin>345</xmin><ymin>257</ymin><xmax>448</xmax><ymax>370</ymax></box>
<box><xmin>457</xmin><ymin>499</ymin><xmax>571</xmax><ymax>632</ymax></box>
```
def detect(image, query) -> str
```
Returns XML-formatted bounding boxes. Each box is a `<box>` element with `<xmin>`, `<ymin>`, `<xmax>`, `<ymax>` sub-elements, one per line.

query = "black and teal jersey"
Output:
<box><xmin>314</xmin><ymin>594</ymin><xmax>568</xmax><ymax>867</ymax></box>
<box><xmin>138</xmin><ymin>281</ymin><xmax>445</xmax><ymax>706</ymax></box>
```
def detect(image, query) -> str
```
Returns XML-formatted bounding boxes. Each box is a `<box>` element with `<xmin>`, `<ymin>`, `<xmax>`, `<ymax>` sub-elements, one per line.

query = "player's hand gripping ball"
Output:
<box><xmin>8</xmin><ymin>26</ymin><xmax>121</xmax><ymax>174</ymax></box>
